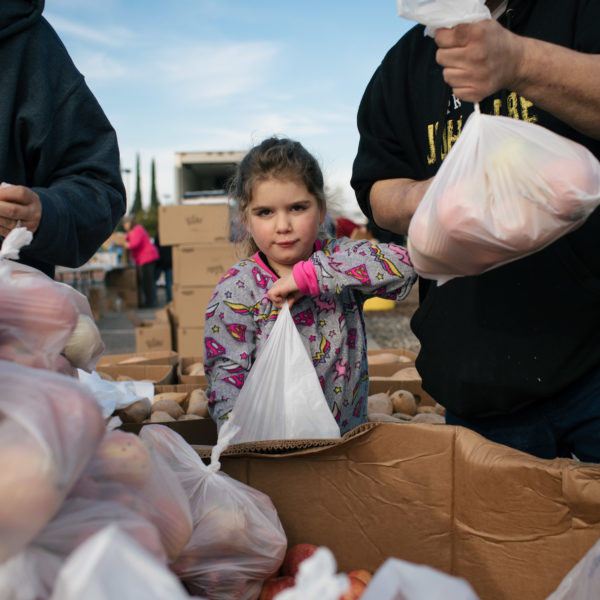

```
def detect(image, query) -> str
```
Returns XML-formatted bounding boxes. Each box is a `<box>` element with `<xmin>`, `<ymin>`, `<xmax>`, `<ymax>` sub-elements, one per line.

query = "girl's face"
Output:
<box><xmin>245</xmin><ymin>178</ymin><xmax>326</xmax><ymax>277</ymax></box>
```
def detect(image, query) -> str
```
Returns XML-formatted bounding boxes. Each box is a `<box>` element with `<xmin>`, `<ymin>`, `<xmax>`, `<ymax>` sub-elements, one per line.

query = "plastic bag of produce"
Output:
<box><xmin>49</xmin><ymin>525</ymin><xmax>202</xmax><ymax>600</ymax></box>
<box><xmin>408</xmin><ymin>103</ymin><xmax>600</xmax><ymax>285</ymax></box>
<box><xmin>397</xmin><ymin>0</ymin><xmax>490</xmax><ymax>36</ymax></box>
<box><xmin>0</xmin><ymin>228</ymin><xmax>104</xmax><ymax>373</ymax></box>
<box><xmin>0</xmin><ymin>360</ymin><xmax>106</xmax><ymax>563</ymax></box>
<box><xmin>68</xmin><ymin>429</ymin><xmax>193</xmax><ymax>563</ymax></box>
<box><xmin>0</xmin><ymin>498</ymin><xmax>166</xmax><ymax>600</ymax></box>
<box><xmin>222</xmin><ymin>302</ymin><xmax>340</xmax><ymax>443</ymax></box>
<box><xmin>140</xmin><ymin>424</ymin><xmax>288</xmax><ymax>600</ymax></box>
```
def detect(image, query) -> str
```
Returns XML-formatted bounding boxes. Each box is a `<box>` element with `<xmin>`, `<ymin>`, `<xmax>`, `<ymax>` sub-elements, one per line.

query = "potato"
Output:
<box><xmin>153</xmin><ymin>392</ymin><xmax>188</xmax><ymax>406</ymax></box>
<box><xmin>367</xmin><ymin>392</ymin><xmax>393</xmax><ymax>416</ymax></box>
<box><xmin>392</xmin><ymin>412</ymin><xmax>414</xmax><ymax>421</ymax></box>
<box><xmin>368</xmin><ymin>413</ymin><xmax>404</xmax><ymax>423</ymax></box>
<box><xmin>434</xmin><ymin>403</ymin><xmax>446</xmax><ymax>416</ymax></box>
<box><xmin>149</xmin><ymin>410</ymin><xmax>176</xmax><ymax>423</ymax></box>
<box><xmin>411</xmin><ymin>412</ymin><xmax>445</xmax><ymax>424</ymax></box>
<box><xmin>177</xmin><ymin>414</ymin><xmax>203</xmax><ymax>421</ymax></box>
<box><xmin>184</xmin><ymin>362</ymin><xmax>205</xmax><ymax>376</ymax></box>
<box><xmin>96</xmin><ymin>371</ymin><xmax>114</xmax><ymax>381</ymax></box>
<box><xmin>116</xmin><ymin>398</ymin><xmax>152</xmax><ymax>423</ymax></box>
<box><xmin>116</xmin><ymin>375</ymin><xmax>135</xmax><ymax>382</ymax></box>
<box><xmin>390</xmin><ymin>389</ymin><xmax>417</xmax><ymax>415</ymax></box>
<box><xmin>151</xmin><ymin>399</ymin><xmax>184</xmax><ymax>420</ymax></box>
<box><xmin>416</xmin><ymin>405</ymin><xmax>436</xmax><ymax>414</ymax></box>
<box><xmin>391</xmin><ymin>367</ymin><xmax>421</xmax><ymax>380</ymax></box>
<box><xmin>187</xmin><ymin>388</ymin><xmax>209</xmax><ymax>417</ymax></box>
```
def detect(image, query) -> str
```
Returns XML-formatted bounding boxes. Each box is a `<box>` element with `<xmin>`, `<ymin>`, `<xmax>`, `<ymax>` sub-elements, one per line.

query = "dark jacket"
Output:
<box><xmin>352</xmin><ymin>0</ymin><xmax>600</xmax><ymax>417</ymax></box>
<box><xmin>0</xmin><ymin>0</ymin><xmax>126</xmax><ymax>277</ymax></box>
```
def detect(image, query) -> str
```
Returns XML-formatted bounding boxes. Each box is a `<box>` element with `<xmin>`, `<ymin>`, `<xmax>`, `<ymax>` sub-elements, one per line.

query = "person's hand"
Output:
<box><xmin>434</xmin><ymin>19</ymin><xmax>524</xmax><ymax>103</ymax></box>
<box><xmin>267</xmin><ymin>272</ymin><xmax>304</xmax><ymax>308</ymax></box>
<box><xmin>0</xmin><ymin>184</ymin><xmax>42</xmax><ymax>238</ymax></box>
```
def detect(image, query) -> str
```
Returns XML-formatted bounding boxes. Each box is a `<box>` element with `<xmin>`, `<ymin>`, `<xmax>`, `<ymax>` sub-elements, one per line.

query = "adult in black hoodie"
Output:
<box><xmin>352</xmin><ymin>0</ymin><xmax>600</xmax><ymax>461</ymax></box>
<box><xmin>0</xmin><ymin>0</ymin><xmax>126</xmax><ymax>278</ymax></box>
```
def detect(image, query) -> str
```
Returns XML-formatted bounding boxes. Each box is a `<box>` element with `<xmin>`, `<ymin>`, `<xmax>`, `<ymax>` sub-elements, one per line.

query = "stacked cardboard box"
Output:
<box><xmin>158</xmin><ymin>201</ymin><xmax>240</xmax><ymax>356</ymax></box>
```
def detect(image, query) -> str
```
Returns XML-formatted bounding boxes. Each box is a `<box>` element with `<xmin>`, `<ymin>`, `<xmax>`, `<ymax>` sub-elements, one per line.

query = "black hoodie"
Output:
<box><xmin>352</xmin><ymin>0</ymin><xmax>600</xmax><ymax>417</ymax></box>
<box><xmin>0</xmin><ymin>0</ymin><xmax>126</xmax><ymax>277</ymax></box>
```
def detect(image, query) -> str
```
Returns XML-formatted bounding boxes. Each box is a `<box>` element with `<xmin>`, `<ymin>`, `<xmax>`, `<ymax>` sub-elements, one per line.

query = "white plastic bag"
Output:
<box><xmin>49</xmin><ymin>525</ymin><xmax>201</xmax><ymax>600</ymax></box>
<box><xmin>397</xmin><ymin>0</ymin><xmax>490</xmax><ymax>36</ymax></box>
<box><xmin>361</xmin><ymin>557</ymin><xmax>480</xmax><ymax>600</ymax></box>
<box><xmin>408</xmin><ymin>105</ymin><xmax>600</xmax><ymax>284</ymax></box>
<box><xmin>222</xmin><ymin>302</ymin><xmax>341</xmax><ymax>443</ymax></box>
<box><xmin>546</xmin><ymin>537</ymin><xmax>600</xmax><ymax>600</ymax></box>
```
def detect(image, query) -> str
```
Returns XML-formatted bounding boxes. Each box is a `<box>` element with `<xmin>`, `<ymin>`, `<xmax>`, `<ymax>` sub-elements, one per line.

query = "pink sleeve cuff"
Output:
<box><xmin>293</xmin><ymin>260</ymin><xmax>319</xmax><ymax>295</ymax></box>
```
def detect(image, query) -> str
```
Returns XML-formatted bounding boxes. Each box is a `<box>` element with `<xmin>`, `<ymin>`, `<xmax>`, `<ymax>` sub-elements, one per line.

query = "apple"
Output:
<box><xmin>281</xmin><ymin>543</ymin><xmax>319</xmax><ymax>577</ymax></box>
<box><xmin>259</xmin><ymin>575</ymin><xmax>295</xmax><ymax>600</ymax></box>
<box><xmin>347</xmin><ymin>569</ymin><xmax>372</xmax><ymax>586</ymax></box>
<box><xmin>339</xmin><ymin>575</ymin><xmax>367</xmax><ymax>600</ymax></box>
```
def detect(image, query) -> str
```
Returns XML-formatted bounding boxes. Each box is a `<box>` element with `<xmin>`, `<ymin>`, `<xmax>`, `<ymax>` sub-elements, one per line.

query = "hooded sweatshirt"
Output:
<box><xmin>351</xmin><ymin>0</ymin><xmax>600</xmax><ymax>418</ymax></box>
<box><xmin>0</xmin><ymin>0</ymin><xmax>126</xmax><ymax>277</ymax></box>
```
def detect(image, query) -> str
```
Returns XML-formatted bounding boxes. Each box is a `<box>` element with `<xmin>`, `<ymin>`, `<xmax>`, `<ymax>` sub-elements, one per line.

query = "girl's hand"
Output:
<box><xmin>267</xmin><ymin>273</ymin><xmax>304</xmax><ymax>308</ymax></box>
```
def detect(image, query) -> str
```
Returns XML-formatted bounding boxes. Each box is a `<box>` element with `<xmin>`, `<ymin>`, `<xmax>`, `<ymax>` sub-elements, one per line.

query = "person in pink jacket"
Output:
<box><xmin>122</xmin><ymin>215</ymin><xmax>159</xmax><ymax>308</ymax></box>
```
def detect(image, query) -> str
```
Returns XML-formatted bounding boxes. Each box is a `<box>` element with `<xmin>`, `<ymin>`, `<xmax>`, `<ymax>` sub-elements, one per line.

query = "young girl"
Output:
<box><xmin>203</xmin><ymin>137</ymin><xmax>417</xmax><ymax>435</ymax></box>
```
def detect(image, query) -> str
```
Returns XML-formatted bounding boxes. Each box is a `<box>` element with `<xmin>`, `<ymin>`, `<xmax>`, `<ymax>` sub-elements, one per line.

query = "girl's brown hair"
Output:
<box><xmin>229</xmin><ymin>137</ymin><xmax>327</xmax><ymax>255</ymax></box>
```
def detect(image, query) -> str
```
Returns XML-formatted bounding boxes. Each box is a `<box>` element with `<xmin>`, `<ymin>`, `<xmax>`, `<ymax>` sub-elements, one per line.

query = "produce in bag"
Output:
<box><xmin>140</xmin><ymin>424</ymin><xmax>288</xmax><ymax>600</ymax></box>
<box><xmin>222</xmin><ymin>302</ymin><xmax>341</xmax><ymax>444</ymax></box>
<box><xmin>68</xmin><ymin>429</ymin><xmax>193</xmax><ymax>562</ymax></box>
<box><xmin>0</xmin><ymin>497</ymin><xmax>166</xmax><ymax>600</ymax></box>
<box><xmin>0</xmin><ymin>227</ymin><xmax>104</xmax><ymax>373</ymax></box>
<box><xmin>400</xmin><ymin>1</ymin><xmax>600</xmax><ymax>285</ymax></box>
<box><xmin>0</xmin><ymin>360</ymin><xmax>106</xmax><ymax>563</ymax></box>
<box><xmin>49</xmin><ymin>525</ymin><xmax>204</xmax><ymax>600</ymax></box>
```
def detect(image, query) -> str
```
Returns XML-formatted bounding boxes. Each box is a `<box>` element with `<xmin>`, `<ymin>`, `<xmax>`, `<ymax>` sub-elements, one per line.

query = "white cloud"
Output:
<box><xmin>157</xmin><ymin>41</ymin><xmax>280</xmax><ymax>102</ymax></box>
<box><xmin>45</xmin><ymin>13</ymin><xmax>132</xmax><ymax>47</ymax></box>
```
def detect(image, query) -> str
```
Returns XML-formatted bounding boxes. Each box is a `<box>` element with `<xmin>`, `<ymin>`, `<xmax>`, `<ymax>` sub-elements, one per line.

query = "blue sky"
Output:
<box><xmin>44</xmin><ymin>1</ymin><xmax>414</xmax><ymax>220</ymax></box>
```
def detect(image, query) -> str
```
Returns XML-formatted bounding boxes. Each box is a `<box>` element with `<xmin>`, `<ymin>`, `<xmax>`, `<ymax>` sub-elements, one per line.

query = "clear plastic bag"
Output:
<box><xmin>0</xmin><ymin>498</ymin><xmax>166</xmax><ymax>600</ymax></box>
<box><xmin>408</xmin><ymin>105</ymin><xmax>600</xmax><ymax>284</ymax></box>
<box><xmin>49</xmin><ymin>525</ymin><xmax>202</xmax><ymax>600</ymax></box>
<box><xmin>0</xmin><ymin>229</ymin><xmax>104</xmax><ymax>373</ymax></box>
<box><xmin>396</xmin><ymin>0</ymin><xmax>490</xmax><ymax>36</ymax></box>
<box><xmin>68</xmin><ymin>429</ymin><xmax>193</xmax><ymax>563</ymax></box>
<box><xmin>0</xmin><ymin>360</ymin><xmax>106</xmax><ymax>563</ymax></box>
<box><xmin>222</xmin><ymin>302</ymin><xmax>341</xmax><ymax>444</ymax></box>
<box><xmin>140</xmin><ymin>424</ymin><xmax>288</xmax><ymax>600</ymax></box>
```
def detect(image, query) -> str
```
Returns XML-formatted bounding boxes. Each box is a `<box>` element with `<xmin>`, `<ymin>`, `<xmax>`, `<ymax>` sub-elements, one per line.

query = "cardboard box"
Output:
<box><xmin>173</xmin><ymin>285</ymin><xmax>214</xmax><ymax>328</ymax></box>
<box><xmin>135</xmin><ymin>322</ymin><xmax>172</xmax><ymax>353</ymax></box>
<box><xmin>177</xmin><ymin>356</ymin><xmax>207</xmax><ymax>385</ymax></box>
<box><xmin>201</xmin><ymin>423</ymin><xmax>600</xmax><ymax>600</ymax></box>
<box><xmin>173</xmin><ymin>243</ymin><xmax>239</xmax><ymax>286</ymax></box>
<box><xmin>176</xmin><ymin>327</ymin><xmax>204</xmax><ymax>356</ymax></box>
<box><xmin>158</xmin><ymin>203</ymin><xmax>231</xmax><ymax>246</ymax></box>
<box><xmin>95</xmin><ymin>364</ymin><xmax>175</xmax><ymax>385</ymax></box>
<box><xmin>97</xmin><ymin>351</ymin><xmax>179</xmax><ymax>367</ymax></box>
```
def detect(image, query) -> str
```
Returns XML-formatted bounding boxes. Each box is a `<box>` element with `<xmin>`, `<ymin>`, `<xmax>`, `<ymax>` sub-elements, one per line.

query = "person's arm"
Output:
<box><xmin>370</xmin><ymin>178</ymin><xmax>433</xmax><ymax>236</ymax></box>
<box><xmin>435</xmin><ymin>19</ymin><xmax>600</xmax><ymax>140</ymax></box>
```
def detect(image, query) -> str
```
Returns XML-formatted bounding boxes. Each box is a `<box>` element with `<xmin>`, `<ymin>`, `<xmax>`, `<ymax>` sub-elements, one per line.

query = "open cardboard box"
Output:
<box><xmin>97</xmin><ymin>350</ymin><xmax>178</xmax><ymax>367</ymax></box>
<box><xmin>95</xmin><ymin>364</ymin><xmax>175</xmax><ymax>385</ymax></box>
<box><xmin>194</xmin><ymin>422</ymin><xmax>600</xmax><ymax>600</ymax></box>
<box><xmin>177</xmin><ymin>356</ymin><xmax>207</xmax><ymax>385</ymax></box>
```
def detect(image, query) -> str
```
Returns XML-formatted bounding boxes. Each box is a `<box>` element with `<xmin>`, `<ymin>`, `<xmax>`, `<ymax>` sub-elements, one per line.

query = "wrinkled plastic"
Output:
<box><xmin>140</xmin><ymin>424</ymin><xmax>288</xmax><ymax>600</ymax></box>
<box><xmin>49</xmin><ymin>525</ymin><xmax>202</xmax><ymax>600</ymax></box>
<box><xmin>0</xmin><ymin>230</ymin><xmax>104</xmax><ymax>373</ymax></box>
<box><xmin>223</xmin><ymin>302</ymin><xmax>340</xmax><ymax>443</ymax></box>
<box><xmin>0</xmin><ymin>498</ymin><xmax>165</xmax><ymax>600</ymax></box>
<box><xmin>546</xmin><ymin>537</ymin><xmax>600</xmax><ymax>600</ymax></box>
<box><xmin>361</xmin><ymin>557</ymin><xmax>480</xmax><ymax>600</ymax></box>
<box><xmin>0</xmin><ymin>360</ymin><xmax>106</xmax><ymax>563</ymax></box>
<box><xmin>408</xmin><ymin>106</ymin><xmax>600</xmax><ymax>284</ymax></box>
<box><xmin>68</xmin><ymin>429</ymin><xmax>193</xmax><ymax>563</ymax></box>
<box><xmin>275</xmin><ymin>547</ymin><xmax>350</xmax><ymax>600</ymax></box>
<box><xmin>397</xmin><ymin>0</ymin><xmax>490</xmax><ymax>36</ymax></box>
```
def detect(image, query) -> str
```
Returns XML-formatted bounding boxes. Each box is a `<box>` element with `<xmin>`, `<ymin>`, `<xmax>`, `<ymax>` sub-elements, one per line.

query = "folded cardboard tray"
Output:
<box><xmin>194</xmin><ymin>422</ymin><xmax>600</xmax><ymax>600</ymax></box>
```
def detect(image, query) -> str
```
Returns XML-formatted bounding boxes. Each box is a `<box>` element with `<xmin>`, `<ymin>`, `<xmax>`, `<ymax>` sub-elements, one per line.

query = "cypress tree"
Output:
<box><xmin>130</xmin><ymin>152</ymin><xmax>143</xmax><ymax>215</ymax></box>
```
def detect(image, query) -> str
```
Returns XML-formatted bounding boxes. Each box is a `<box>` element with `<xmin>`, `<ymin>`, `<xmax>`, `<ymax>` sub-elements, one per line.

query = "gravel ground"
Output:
<box><xmin>363</xmin><ymin>287</ymin><xmax>421</xmax><ymax>353</ymax></box>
